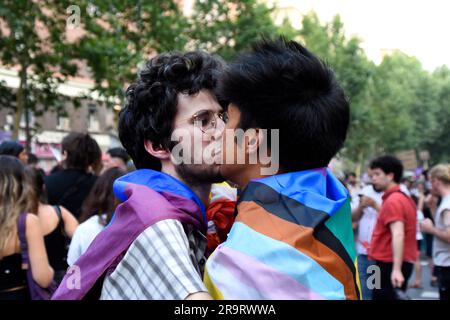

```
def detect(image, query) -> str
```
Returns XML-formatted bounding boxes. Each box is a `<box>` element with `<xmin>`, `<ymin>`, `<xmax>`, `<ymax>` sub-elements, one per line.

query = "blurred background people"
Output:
<box><xmin>368</xmin><ymin>155</ymin><xmax>418</xmax><ymax>300</ymax></box>
<box><xmin>0</xmin><ymin>156</ymin><xmax>54</xmax><ymax>300</ymax></box>
<box><xmin>45</xmin><ymin>132</ymin><xmax>102</xmax><ymax>220</ymax></box>
<box><xmin>351</xmin><ymin>168</ymin><xmax>382</xmax><ymax>300</ymax></box>
<box><xmin>0</xmin><ymin>140</ymin><xmax>28</xmax><ymax>164</ymax></box>
<box><xmin>27</xmin><ymin>167</ymin><xmax>78</xmax><ymax>283</ymax></box>
<box><xmin>67</xmin><ymin>167</ymin><xmax>126</xmax><ymax>265</ymax></box>
<box><xmin>410</xmin><ymin>186</ymin><xmax>426</xmax><ymax>288</ymax></box>
<box><xmin>420</xmin><ymin>164</ymin><xmax>450</xmax><ymax>300</ymax></box>
<box><xmin>102</xmin><ymin>147</ymin><xmax>130</xmax><ymax>172</ymax></box>
<box><xmin>345</xmin><ymin>172</ymin><xmax>361</xmax><ymax>210</ymax></box>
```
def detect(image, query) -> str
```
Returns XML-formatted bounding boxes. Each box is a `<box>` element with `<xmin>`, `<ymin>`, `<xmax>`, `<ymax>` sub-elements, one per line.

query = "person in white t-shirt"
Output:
<box><xmin>67</xmin><ymin>167</ymin><xmax>126</xmax><ymax>265</ymax></box>
<box><xmin>420</xmin><ymin>164</ymin><xmax>450</xmax><ymax>300</ymax></box>
<box><xmin>346</xmin><ymin>172</ymin><xmax>362</xmax><ymax>211</ymax></box>
<box><xmin>410</xmin><ymin>189</ymin><xmax>426</xmax><ymax>289</ymax></box>
<box><xmin>352</xmin><ymin>169</ymin><xmax>383</xmax><ymax>300</ymax></box>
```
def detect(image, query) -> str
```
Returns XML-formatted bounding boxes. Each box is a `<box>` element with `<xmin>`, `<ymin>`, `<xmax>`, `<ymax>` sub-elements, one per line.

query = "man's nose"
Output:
<box><xmin>212</xmin><ymin>117</ymin><xmax>226</xmax><ymax>140</ymax></box>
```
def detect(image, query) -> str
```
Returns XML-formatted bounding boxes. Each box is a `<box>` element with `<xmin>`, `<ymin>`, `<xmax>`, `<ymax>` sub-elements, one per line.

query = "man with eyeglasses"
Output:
<box><xmin>53</xmin><ymin>51</ymin><xmax>227</xmax><ymax>300</ymax></box>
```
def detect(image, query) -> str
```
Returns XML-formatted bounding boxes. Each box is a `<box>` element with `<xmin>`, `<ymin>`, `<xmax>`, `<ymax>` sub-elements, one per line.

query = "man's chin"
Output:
<box><xmin>219</xmin><ymin>164</ymin><xmax>241</xmax><ymax>187</ymax></box>
<box><xmin>175</xmin><ymin>163</ymin><xmax>225</xmax><ymax>185</ymax></box>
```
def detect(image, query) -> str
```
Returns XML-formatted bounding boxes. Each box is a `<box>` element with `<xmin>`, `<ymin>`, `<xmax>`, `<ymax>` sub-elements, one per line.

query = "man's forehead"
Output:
<box><xmin>176</xmin><ymin>90</ymin><xmax>220</xmax><ymax>117</ymax></box>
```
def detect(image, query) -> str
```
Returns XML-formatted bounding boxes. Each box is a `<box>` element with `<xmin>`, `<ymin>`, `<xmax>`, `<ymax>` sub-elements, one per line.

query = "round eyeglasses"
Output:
<box><xmin>177</xmin><ymin>109</ymin><xmax>228</xmax><ymax>133</ymax></box>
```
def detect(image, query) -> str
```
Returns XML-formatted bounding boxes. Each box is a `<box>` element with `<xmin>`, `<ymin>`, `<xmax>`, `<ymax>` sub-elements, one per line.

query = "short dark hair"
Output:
<box><xmin>345</xmin><ymin>172</ymin><xmax>357</xmax><ymax>180</ymax></box>
<box><xmin>369</xmin><ymin>155</ymin><xmax>403</xmax><ymax>183</ymax></box>
<box><xmin>107</xmin><ymin>147</ymin><xmax>129</xmax><ymax>164</ymax></box>
<box><xmin>218</xmin><ymin>38</ymin><xmax>350</xmax><ymax>172</ymax></box>
<box><xmin>28</xmin><ymin>153</ymin><xmax>38</xmax><ymax>165</ymax></box>
<box><xmin>0</xmin><ymin>140</ymin><xmax>24</xmax><ymax>157</ymax></box>
<box><xmin>61</xmin><ymin>132</ymin><xmax>102</xmax><ymax>172</ymax></box>
<box><xmin>118</xmin><ymin>51</ymin><xmax>225</xmax><ymax>170</ymax></box>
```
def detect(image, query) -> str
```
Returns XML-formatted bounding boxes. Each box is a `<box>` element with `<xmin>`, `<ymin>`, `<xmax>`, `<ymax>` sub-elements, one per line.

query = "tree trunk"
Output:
<box><xmin>12</xmin><ymin>66</ymin><xmax>27</xmax><ymax>142</ymax></box>
<box><xmin>356</xmin><ymin>150</ymin><xmax>364</xmax><ymax>179</ymax></box>
<box><xmin>24</xmin><ymin>99</ymin><xmax>31</xmax><ymax>153</ymax></box>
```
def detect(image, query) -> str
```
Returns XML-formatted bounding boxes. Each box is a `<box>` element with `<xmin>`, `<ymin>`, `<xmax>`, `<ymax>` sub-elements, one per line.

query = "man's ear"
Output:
<box><xmin>144</xmin><ymin>140</ymin><xmax>170</xmax><ymax>160</ymax></box>
<box><xmin>387</xmin><ymin>172</ymin><xmax>395</xmax><ymax>183</ymax></box>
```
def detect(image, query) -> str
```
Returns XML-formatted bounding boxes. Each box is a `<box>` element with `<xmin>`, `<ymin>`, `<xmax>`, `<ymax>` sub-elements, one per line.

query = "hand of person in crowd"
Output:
<box><xmin>417</xmin><ymin>191</ymin><xmax>425</xmax><ymax>201</ymax></box>
<box><xmin>420</xmin><ymin>218</ymin><xmax>435</xmax><ymax>234</ymax></box>
<box><xmin>391</xmin><ymin>268</ymin><xmax>405</xmax><ymax>288</ymax></box>
<box><xmin>360</xmin><ymin>196</ymin><xmax>379</xmax><ymax>211</ymax></box>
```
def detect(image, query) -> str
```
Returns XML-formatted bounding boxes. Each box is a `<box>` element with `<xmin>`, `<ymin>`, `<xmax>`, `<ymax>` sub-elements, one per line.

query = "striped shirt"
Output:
<box><xmin>100</xmin><ymin>219</ymin><xmax>207</xmax><ymax>300</ymax></box>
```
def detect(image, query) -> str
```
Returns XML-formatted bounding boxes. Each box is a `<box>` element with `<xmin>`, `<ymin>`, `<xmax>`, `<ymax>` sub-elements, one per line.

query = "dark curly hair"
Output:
<box><xmin>370</xmin><ymin>155</ymin><xmax>404</xmax><ymax>183</ymax></box>
<box><xmin>118</xmin><ymin>51</ymin><xmax>225</xmax><ymax>170</ymax></box>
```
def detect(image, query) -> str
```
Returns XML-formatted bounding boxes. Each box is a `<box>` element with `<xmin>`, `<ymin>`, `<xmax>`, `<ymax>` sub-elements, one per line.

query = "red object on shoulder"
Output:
<box><xmin>206</xmin><ymin>199</ymin><xmax>236</xmax><ymax>256</ymax></box>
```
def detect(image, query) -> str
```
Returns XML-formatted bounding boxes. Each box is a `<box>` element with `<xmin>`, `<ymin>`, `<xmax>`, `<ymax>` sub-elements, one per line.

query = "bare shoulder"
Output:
<box><xmin>25</xmin><ymin>213</ymin><xmax>42</xmax><ymax>235</ymax></box>
<box><xmin>26</xmin><ymin>213</ymin><xmax>40</xmax><ymax>225</ymax></box>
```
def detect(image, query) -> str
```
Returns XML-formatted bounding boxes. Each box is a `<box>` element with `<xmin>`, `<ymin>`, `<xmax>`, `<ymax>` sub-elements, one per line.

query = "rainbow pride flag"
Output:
<box><xmin>204</xmin><ymin>168</ymin><xmax>361</xmax><ymax>300</ymax></box>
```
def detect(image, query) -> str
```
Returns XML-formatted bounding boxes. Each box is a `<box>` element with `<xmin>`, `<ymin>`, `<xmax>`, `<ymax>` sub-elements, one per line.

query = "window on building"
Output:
<box><xmin>88</xmin><ymin>103</ymin><xmax>100</xmax><ymax>132</ymax></box>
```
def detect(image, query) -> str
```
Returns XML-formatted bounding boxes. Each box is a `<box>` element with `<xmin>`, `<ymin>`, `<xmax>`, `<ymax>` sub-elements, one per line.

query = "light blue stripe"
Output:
<box><xmin>112</xmin><ymin>169</ymin><xmax>206</xmax><ymax>221</ymax></box>
<box><xmin>253</xmin><ymin>168</ymin><xmax>348</xmax><ymax>216</ymax></box>
<box><xmin>223</xmin><ymin>222</ymin><xmax>346</xmax><ymax>299</ymax></box>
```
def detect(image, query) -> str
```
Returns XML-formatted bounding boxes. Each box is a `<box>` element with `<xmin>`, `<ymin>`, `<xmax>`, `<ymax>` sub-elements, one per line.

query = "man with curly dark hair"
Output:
<box><xmin>53</xmin><ymin>51</ymin><xmax>227</xmax><ymax>300</ymax></box>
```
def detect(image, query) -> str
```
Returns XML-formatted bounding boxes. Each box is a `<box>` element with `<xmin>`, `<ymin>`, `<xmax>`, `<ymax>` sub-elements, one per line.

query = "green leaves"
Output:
<box><xmin>189</xmin><ymin>0</ymin><xmax>280</xmax><ymax>61</ymax></box>
<box><xmin>0</xmin><ymin>0</ymin><xmax>80</xmax><ymax>140</ymax></box>
<box><xmin>297</xmin><ymin>11</ymin><xmax>449</xmax><ymax>167</ymax></box>
<box><xmin>0</xmin><ymin>1</ymin><xmax>447</xmax><ymax>163</ymax></box>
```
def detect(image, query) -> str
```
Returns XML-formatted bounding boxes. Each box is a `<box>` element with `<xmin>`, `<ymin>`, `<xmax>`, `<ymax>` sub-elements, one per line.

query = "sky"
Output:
<box><xmin>271</xmin><ymin>0</ymin><xmax>450</xmax><ymax>71</ymax></box>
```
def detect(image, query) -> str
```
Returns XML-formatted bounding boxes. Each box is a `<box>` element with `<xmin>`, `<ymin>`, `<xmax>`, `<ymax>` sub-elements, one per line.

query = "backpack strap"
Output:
<box><xmin>16</xmin><ymin>212</ymin><xmax>29</xmax><ymax>266</ymax></box>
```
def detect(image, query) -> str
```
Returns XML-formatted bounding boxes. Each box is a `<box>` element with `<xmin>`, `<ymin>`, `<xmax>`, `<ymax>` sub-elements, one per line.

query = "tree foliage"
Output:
<box><xmin>0</xmin><ymin>0</ymin><xmax>79</xmax><ymax>143</ymax></box>
<box><xmin>0</xmin><ymin>3</ymin><xmax>448</xmax><ymax>164</ymax></box>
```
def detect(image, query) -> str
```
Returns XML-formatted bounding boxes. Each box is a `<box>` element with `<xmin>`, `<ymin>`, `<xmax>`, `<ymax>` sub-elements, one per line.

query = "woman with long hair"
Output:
<box><xmin>0</xmin><ymin>156</ymin><xmax>54</xmax><ymax>300</ymax></box>
<box><xmin>67</xmin><ymin>167</ymin><xmax>126</xmax><ymax>265</ymax></box>
<box><xmin>27</xmin><ymin>167</ymin><xmax>78</xmax><ymax>283</ymax></box>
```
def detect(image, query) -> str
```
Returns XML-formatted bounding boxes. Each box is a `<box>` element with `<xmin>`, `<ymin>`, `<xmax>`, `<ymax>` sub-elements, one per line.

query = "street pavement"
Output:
<box><xmin>407</xmin><ymin>258</ymin><xmax>439</xmax><ymax>300</ymax></box>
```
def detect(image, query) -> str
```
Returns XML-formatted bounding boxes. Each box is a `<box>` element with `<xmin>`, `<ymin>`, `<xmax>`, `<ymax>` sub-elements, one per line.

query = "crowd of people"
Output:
<box><xmin>346</xmin><ymin>157</ymin><xmax>450</xmax><ymax>300</ymax></box>
<box><xmin>0</xmin><ymin>38</ymin><xmax>448</xmax><ymax>301</ymax></box>
<box><xmin>0</xmin><ymin>135</ymin><xmax>132</xmax><ymax>299</ymax></box>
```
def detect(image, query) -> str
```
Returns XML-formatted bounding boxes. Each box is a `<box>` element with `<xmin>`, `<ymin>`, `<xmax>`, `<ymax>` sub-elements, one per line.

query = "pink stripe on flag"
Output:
<box><xmin>213</xmin><ymin>246</ymin><xmax>325</xmax><ymax>300</ymax></box>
